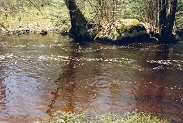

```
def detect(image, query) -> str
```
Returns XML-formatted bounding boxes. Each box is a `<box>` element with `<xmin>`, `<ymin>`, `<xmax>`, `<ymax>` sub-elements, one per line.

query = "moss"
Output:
<box><xmin>94</xmin><ymin>19</ymin><xmax>147</xmax><ymax>41</ymax></box>
<box><xmin>117</xmin><ymin>24</ymin><xmax>127</xmax><ymax>34</ymax></box>
<box><xmin>118</xmin><ymin>19</ymin><xmax>144</xmax><ymax>33</ymax></box>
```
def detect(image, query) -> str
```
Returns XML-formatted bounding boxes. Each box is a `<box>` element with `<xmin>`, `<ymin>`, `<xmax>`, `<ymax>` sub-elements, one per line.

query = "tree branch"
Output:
<box><xmin>0</xmin><ymin>23</ymin><xmax>9</xmax><ymax>32</ymax></box>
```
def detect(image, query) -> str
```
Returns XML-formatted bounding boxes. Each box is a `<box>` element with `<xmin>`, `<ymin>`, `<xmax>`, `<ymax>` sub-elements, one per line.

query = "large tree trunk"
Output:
<box><xmin>158</xmin><ymin>0</ymin><xmax>167</xmax><ymax>37</ymax></box>
<box><xmin>158</xmin><ymin>0</ymin><xmax>178</xmax><ymax>41</ymax></box>
<box><xmin>64</xmin><ymin>0</ymin><xmax>89</xmax><ymax>40</ymax></box>
<box><xmin>164</xmin><ymin>0</ymin><xmax>177</xmax><ymax>38</ymax></box>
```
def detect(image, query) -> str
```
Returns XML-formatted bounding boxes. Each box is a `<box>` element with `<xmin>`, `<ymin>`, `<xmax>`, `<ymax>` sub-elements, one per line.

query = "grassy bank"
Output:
<box><xmin>0</xmin><ymin>1</ymin><xmax>70</xmax><ymax>36</ymax></box>
<box><xmin>1</xmin><ymin>0</ymin><xmax>182</xmax><ymax>37</ymax></box>
<box><xmin>35</xmin><ymin>111</ymin><xmax>170</xmax><ymax>123</ymax></box>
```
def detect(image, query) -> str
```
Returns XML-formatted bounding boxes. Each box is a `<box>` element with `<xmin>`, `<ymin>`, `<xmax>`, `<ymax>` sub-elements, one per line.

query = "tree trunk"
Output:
<box><xmin>158</xmin><ymin>0</ymin><xmax>167</xmax><ymax>37</ymax></box>
<box><xmin>158</xmin><ymin>0</ymin><xmax>178</xmax><ymax>41</ymax></box>
<box><xmin>64</xmin><ymin>0</ymin><xmax>89</xmax><ymax>39</ymax></box>
<box><xmin>164</xmin><ymin>0</ymin><xmax>177</xmax><ymax>38</ymax></box>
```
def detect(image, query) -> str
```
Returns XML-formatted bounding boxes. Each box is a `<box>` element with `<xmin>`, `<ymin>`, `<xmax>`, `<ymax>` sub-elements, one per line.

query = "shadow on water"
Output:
<box><xmin>47</xmin><ymin>41</ymin><xmax>106</xmax><ymax>115</ymax></box>
<box><xmin>0</xmin><ymin>69</ymin><xmax>7</xmax><ymax>117</ymax></box>
<box><xmin>47</xmin><ymin>41</ymin><xmax>126</xmax><ymax>116</ymax></box>
<box><xmin>46</xmin><ymin>39</ymin><xmax>183</xmax><ymax>122</ymax></box>
<box><xmin>134</xmin><ymin>44</ymin><xmax>183</xmax><ymax>121</ymax></box>
<box><xmin>47</xmin><ymin>42</ymin><xmax>82</xmax><ymax>113</ymax></box>
<box><xmin>0</xmin><ymin>47</ymin><xmax>8</xmax><ymax>119</ymax></box>
<box><xmin>0</xmin><ymin>34</ymin><xmax>183</xmax><ymax>122</ymax></box>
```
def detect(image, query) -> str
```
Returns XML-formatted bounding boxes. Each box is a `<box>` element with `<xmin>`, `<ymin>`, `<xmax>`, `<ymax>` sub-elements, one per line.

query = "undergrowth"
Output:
<box><xmin>35</xmin><ymin>110</ymin><xmax>170</xmax><ymax>123</ymax></box>
<box><xmin>0</xmin><ymin>1</ymin><xmax>70</xmax><ymax>35</ymax></box>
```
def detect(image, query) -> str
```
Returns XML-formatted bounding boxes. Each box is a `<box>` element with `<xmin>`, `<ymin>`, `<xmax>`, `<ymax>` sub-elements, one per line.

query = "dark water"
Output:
<box><xmin>0</xmin><ymin>34</ymin><xmax>183</xmax><ymax>122</ymax></box>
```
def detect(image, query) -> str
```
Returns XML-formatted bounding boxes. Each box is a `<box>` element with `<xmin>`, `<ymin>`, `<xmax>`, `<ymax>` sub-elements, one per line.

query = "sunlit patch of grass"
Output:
<box><xmin>97</xmin><ymin>111</ymin><xmax>170</xmax><ymax>123</ymax></box>
<box><xmin>35</xmin><ymin>111</ymin><xmax>88</xmax><ymax>123</ymax></box>
<box><xmin>0</xmin><ymin>3</ymin><xmax>70</xmax><ymax>35</ymax></box>
<box><xmin>35</xmin><ymin>110</ymin><xmax>170</xmax><ymax>123</ymax></box>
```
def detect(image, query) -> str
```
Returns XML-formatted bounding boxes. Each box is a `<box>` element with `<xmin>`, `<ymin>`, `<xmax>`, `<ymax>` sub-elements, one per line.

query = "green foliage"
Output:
<box><xmin>49</xmin><ymin>1</ymin><xmax>70</xmax><ymax>26</ymax></box>
<box><xmin>51</xmin><ymin>111</ymin><xmax>88</xmax><ymax>123</ymax></box>
<box><xmin>0</xmin><ymin>0</ymin><xmax>70</xmax><ymax>35</ymax></box>
<box><xmin>175</xmin><ymin>0</ymin><xmax>183</xmax><ymax>29</ymax></box>
<box><xmin>0</xmin><ymin>0</ymin><xmax>182</xmax><ymax>35</ymax></box>
<box><xmin>77</xmin><ymin>0</ymin><xmax>182</xmax><ymax>34</ymax></box>
<box><xmin>35</xmin><ymin>110</ymin><xmax>170</xmax><ymax>123</ymax></box>
<box><xmin>117</xmin><ymin>0</ymin><xmax>143</xmax><ymax>19</ymax></box>
<box><xmin>75</xmin><ymin>0</ymin><xmax>159</xmax><ymax>32</ymax></box>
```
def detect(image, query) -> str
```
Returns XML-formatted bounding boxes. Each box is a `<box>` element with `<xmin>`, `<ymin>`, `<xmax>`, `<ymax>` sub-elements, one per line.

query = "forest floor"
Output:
<box><xmin>0</xmin><ymin>5</ymin><xmax>70</xmax><ymax>36</ymax></box>
<box><xmin>0</xmin><ymin>4</ymin><xmax>182</xmax><ymax>39</ymax></box>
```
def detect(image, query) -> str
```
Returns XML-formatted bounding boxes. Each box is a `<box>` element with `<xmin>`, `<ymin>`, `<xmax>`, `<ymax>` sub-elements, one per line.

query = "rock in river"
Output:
<box><xmin>94</xmin><ymin>19</ymin><xmax>149</xmax><ymax>43</ymax></box>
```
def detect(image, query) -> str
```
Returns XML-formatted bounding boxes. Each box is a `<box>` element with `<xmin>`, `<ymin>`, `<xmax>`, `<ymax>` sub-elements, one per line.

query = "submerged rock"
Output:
<box><xmin>94</xmin><ymin>19</ymin><xmax>149</xmax><ymax>43</ymax></box>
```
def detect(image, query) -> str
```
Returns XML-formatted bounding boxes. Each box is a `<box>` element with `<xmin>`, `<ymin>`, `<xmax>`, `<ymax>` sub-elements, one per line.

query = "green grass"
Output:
<box><xmin>0</xmin><ymin>3</ymin><xmax>70</xmax><ymax>35</ymax></box>
<box><xmin>35</xmin><ymin>110</ymin><xmax>170</xmax><ymax>123</ymax></box>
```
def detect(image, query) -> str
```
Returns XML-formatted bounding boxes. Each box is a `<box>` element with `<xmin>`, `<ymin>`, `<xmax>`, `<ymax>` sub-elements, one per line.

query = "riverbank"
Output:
<box><xmin>0</xmin><ymin>4</ymin><xmax>70</xmax><ymax>36</ymax></box>
<box><xmin>35</xmin><ymin>111</ymin><xmax>171</xmax><ymax>123</ymax></box>
<box><xmin>1</xmin><ymin>4</ymin><xmax>182</xmax><ymax>42</ymax></box>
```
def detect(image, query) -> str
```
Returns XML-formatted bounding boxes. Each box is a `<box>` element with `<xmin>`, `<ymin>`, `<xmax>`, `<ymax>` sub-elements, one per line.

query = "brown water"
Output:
<box><xmin>0</xmin><ymin>34</ymin><xmax>183</xmax><ymax>122</ymax></box>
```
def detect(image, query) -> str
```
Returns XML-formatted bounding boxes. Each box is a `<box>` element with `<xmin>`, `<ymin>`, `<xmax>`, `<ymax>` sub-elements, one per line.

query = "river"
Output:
<box><xmin>0</xmin><ymin>34</ymin><xmax>183</xmax><ymax>122</ymax></box>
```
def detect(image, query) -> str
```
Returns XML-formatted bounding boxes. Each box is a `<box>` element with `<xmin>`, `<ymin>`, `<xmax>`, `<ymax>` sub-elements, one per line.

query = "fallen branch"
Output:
<box><xmin>0</xmin><ymin>23</ymin><xmax>9</xmax><ymax>32</ymax></box>
<box><xmin>27</xmin><ymin>0</ymin><xmax>44</xmax><ymax>15</ymax></box>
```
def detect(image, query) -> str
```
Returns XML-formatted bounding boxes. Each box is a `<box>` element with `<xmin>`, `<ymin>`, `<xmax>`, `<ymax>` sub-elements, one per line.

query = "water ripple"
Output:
<box><xmin>146</xmin><ymin>60</ymin><xmax>183</xmax><ymax>70</ymax></box>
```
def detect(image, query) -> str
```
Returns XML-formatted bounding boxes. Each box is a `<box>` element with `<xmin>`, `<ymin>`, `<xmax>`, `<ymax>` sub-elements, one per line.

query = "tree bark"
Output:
<box><xmin>64</xmin><ymin>0</ymin><xmax>89</xmax><ymax>39</ymax></box>
<box><xmin>158</xmin><ymin>0</ymin><xmax>167</xmax><ymax>37</ymax></box>
<box><xmin>158</xmin><ymin>0</ymin><xmax>178</xmax><ymax>41</ymax></box>
<box><xmin>164</xmin><ymin>0</ymin><xmax>177</xmax><ymax>38</ymax></box>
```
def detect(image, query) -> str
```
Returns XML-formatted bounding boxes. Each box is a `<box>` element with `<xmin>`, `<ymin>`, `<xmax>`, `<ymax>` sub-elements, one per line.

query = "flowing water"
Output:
<box><xmin>0</xmin><ymin>34</ymin><xmax>183</xmax><ymax>122</ymax></box>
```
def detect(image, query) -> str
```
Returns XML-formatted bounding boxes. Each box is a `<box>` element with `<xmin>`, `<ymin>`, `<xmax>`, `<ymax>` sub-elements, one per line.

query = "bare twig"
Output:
<box><xmin>27</xmin><ymin>0</ymin><xmax>44</xmax><ymax>15</ymax></box>
<box><xmin>0</xmin><ymin>23</ymin><xmax>9</xmax><ymax>32</ymax></box>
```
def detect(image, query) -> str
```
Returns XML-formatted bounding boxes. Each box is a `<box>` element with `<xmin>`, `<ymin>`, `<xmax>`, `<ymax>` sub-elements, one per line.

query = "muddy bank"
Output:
<box><xmin>0</xmin><ymin>24</ymin><xmax>69</xmax><ymax>36</ymax></box>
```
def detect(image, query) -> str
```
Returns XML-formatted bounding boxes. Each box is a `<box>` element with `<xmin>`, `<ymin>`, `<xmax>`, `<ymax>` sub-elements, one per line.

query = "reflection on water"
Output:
<box><xmin>135</xmin><ymin>44</ymin><xmax>183</xmax><ymax>121</ymax></box>
<box><xmin>0</xmin><ymin>34</ymin><xmax>183</xmax><ymax>122</ymax></box>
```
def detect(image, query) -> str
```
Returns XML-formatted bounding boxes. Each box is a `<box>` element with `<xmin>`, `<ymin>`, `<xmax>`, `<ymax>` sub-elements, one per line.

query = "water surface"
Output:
<box><xmin>0</xmin><ymin>34</ymin><xmax>183</xmax><ymax>122</ymax></box>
